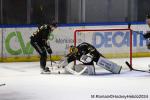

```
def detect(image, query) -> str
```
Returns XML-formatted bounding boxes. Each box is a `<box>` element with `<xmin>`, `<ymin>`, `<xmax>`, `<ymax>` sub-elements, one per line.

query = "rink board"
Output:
<box><xmin>0</xmin><ymin>23</ymin><xmax>150</xmax><ymax>62</ymax></box>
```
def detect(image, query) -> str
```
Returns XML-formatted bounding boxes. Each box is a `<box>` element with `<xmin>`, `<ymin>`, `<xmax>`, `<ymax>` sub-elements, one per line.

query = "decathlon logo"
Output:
<box><xmin>92</xmin><ymin>31</ymin><xmax>147</xmax><ymax>48</ymax></box>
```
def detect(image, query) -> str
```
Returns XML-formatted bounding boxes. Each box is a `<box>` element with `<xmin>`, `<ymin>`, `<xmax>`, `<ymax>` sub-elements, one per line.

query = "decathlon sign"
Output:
<box><xmin>92</xmin><ymin>31</ymin><xmax>147</xmax><ymax>48</ymax></box>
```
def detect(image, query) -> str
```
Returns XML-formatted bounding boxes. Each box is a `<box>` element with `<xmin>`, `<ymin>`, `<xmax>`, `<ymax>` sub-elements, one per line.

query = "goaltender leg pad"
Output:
<box><xmin>64</xmin><ymin>60</ymin><xmax>94</xmax><ymax>75</ymax></box>
<box><xmin>58</xmin><ymin>57</ymin><xmax>68</xmax><ymax>68</ymax></box>
<box><xmin>86</xmin><ymin>65</ymin><xmax>95</xmax><ymax>75</ymax></box>
<box><xmin>97</xmin><ymin>57</ymin><xmax>122</xmax><ymax>74</ymax></box>
<box><xmin>65</xmin><ymin>61</ymin><xmax>87</xmax><ymax>75</ymax></box>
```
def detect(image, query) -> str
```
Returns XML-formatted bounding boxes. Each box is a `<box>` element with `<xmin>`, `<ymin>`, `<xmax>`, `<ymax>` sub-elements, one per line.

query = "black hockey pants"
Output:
<box><xmin>30</xmin><ymin>40</ymin><xmax>47</xmax><ymax>70</ymax></box>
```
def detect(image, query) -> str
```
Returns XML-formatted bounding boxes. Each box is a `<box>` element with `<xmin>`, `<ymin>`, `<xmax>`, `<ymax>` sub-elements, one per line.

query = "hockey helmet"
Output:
<box><xmin>48</xmin><ymin>22</ymin><xmax>57</xmax><ymax>32</ymax></box>
<box><xmin>49</xmin><ymin>22</ymin><xmax>57</xmax><ymax>28</ymax></box>
<box><xmin>51</xmin><ymin>22</ymin><xmax>57</xmax><ymax>28</ymax></box>
<box><xmin>146</xmin><ymin>13</ymin><xmax>150</xmax><ymax>19</ymax></box>
<box><xmin>69</xmin><ymin>45</ymin><xmax>78</xmax><ymax>54</ymax></box>
<box><xmin>146</xmin><ymin>14</ymin><xmax>150</xmax><ymax>27</ymax></box>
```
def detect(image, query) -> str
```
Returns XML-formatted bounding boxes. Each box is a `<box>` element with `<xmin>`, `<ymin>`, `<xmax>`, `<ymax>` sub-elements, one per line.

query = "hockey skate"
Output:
<box><xmin>41</xmin><ymin>67</ymin><xmax>51</xmax><ymax>74</ymax></box>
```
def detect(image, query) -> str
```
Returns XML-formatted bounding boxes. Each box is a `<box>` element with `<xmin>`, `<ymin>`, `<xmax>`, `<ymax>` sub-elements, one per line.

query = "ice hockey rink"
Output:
<box><xmin>0</xmin><ymin>57</ymin><xmax>150</xmax><ymax>100</ymax></box>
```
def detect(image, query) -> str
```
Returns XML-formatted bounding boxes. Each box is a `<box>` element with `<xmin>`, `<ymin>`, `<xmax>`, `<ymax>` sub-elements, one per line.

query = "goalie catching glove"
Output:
<box><xmin>80</xmin><ymin>53</ymin><xmax>93</xmax><ymax>63</ymax></box>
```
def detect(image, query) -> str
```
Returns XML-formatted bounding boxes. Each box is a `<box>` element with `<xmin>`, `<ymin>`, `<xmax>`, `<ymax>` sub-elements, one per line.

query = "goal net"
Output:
<box><xmin>74</xmin><ymin>28</ymin><xmax>132</xmax><ymax>69</ymax></box>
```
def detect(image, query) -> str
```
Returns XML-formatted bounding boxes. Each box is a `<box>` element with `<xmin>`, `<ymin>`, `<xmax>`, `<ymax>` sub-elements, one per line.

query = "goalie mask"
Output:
<box><xmin>69</xmin><ymin>46</ymin><xmax>78</xmax><ymax>54</ymax></box>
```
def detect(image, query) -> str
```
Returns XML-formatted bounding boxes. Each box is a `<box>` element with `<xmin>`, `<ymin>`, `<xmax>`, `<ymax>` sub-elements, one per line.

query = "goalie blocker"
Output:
<box><xmin>57</xmin><ymin>42</ymin><xmax>122</xmax><ymax>75</ymax></box>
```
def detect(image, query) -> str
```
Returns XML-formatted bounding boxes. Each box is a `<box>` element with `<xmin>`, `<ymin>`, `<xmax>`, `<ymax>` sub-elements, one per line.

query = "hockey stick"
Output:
<box><xmin>49</xmin><ymin>54</ymin><xmax>52</xmax><ymax>66</ymax></box>
<box><xmin>0</xmin><ymin>83</ymin><xmax>6</xmax><ymax>87</ymax></box>
<box><xmin>125</xmin><ymin>61</ymin><xmax>150</xmax><ymax>73</ymax></box>
<box><xmin>128</xmin><ymin>23</ymin><xmax>144</xmax><ymax>35</ymax></box>
<box><xmin>131</xmin><ymin>30</ymin><xmax>144</xmax><ymax>36</ymax></box>
<box><xmin>132</xmin><ymin>30</ymin><xmax>143</xmax><ymax>35</ymax></box>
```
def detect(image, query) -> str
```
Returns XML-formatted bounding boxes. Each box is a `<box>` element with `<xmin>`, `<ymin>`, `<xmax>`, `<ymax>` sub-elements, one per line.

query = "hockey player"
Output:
<box><xmin>30</xmin><ymin>23</ymin><xmax>57</xmax><ymax>74</ymax></box>
<box><xmin>58</xmin><ymin>42</ymin><xmax>122</xmax><ymax>75</ymax></box>
<box><xmin>143</xmin><ymin>14</ymin><xmax>150</xmax><ymax>49</ymax></box>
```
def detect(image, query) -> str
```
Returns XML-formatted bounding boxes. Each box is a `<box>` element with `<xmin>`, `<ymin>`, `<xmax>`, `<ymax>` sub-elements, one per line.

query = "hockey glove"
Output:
<box><xmin>47</xmin><ymin>48</ymin><xmax>52</xmax><ymax>54</ymax></box>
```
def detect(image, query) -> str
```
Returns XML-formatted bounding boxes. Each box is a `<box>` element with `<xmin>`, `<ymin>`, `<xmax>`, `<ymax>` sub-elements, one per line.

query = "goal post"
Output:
<box><xmin>74</xmin><ymin>28</ymin><xmax>132</xmax><ymax>68</ymax></box>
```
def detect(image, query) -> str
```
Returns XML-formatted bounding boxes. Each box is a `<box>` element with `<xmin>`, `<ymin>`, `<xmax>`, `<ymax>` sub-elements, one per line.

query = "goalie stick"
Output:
<box><xmin>125</xmin><ymin>61</ymin><xmax>150</xmax><ymax>73</ymax></box>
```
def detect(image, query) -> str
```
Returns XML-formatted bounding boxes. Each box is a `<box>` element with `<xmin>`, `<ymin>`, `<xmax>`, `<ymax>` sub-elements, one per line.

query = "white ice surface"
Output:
<box><xmin>0</xmin><ymin>58</ymin><xmax>150</xmax><ymax>100</ymax></box>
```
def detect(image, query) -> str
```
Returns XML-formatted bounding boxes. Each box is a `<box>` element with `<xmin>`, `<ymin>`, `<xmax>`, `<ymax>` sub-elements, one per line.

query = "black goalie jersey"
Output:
<box><xmin>67</xmin><ymin>42</ymin><xmax>104</xmax><ymax>65</ymax></box>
